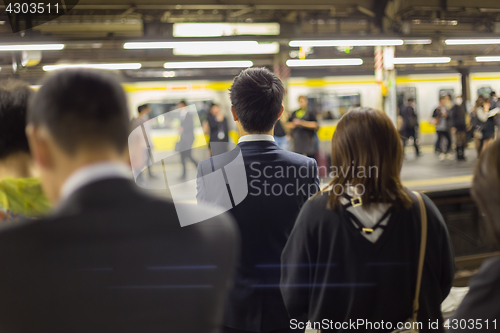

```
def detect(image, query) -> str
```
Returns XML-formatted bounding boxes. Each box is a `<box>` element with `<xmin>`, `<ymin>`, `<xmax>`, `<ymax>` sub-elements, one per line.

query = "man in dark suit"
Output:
<box><xmin>197</xmin><ymin>67</ymin><xmax>319</xmax><ymax>333</ymax></box>
<box><xmin>176</xmin><ymin>100</ymin><xmax>198</xmax><ymax>180</ymax></box>
<box><xmin>0</xmin><ymin>70</ymin><xmax>238</xmax><ymax>333</ymax></box>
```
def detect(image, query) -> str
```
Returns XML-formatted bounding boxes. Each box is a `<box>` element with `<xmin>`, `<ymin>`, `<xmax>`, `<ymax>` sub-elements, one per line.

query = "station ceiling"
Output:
<box><xmin>0</xmin><ymin>0</ymin><xmax>500</xmax><ymax>81</ymax></box>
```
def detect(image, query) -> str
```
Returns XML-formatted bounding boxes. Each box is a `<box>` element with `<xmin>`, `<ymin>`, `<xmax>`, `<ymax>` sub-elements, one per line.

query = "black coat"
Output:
<box><xmin>0</xmin><ymin>178</ymin><xmax>238</xmax><ymax>333</ymax></box>
<box><xmin>281</xmin><ymin>191</ymin><xmax>455</xmax><ymax>332</ymax></box>
<box><xmin>450</xmin><ymin>257</ymin><xmax>500</xmax><ymax>332</ymax></box>
<box><xmin>197</xmin><ymin>140</ymin><xmax>319</xmax><ymax>332</ymax></box>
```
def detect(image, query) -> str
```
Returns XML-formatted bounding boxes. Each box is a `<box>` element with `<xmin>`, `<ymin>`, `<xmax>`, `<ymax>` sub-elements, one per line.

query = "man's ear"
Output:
<box><xmin>230</xmin><ymin>105</ymin><xmax>239</xmax><ymax>122</ymax></box>
<box><xmin>277</xmin><ymin>104</ymin><xmax>284</xmax><ymax>121</ymax></box>
<box><xmin>26</xmin><ymin>125</ymin><xmax>53</xmax><ymax>169</ymax></box>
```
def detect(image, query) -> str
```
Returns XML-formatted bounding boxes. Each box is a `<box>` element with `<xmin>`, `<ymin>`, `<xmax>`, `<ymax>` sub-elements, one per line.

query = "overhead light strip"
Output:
<box><xmin>173</xmin><ymin>23</ymin><xmax>280</xmax><ymax>37</ymax></box>
<box><xmin>289</xmin><ymin>40</ymin><xmax>404</xmax><ymax>47</ymax></box>
<box><xmin>286</xmin><ymin>59</ymin><xmax>363</xmax><ymax>67</ymax></box>
<box><xmin>445</xmin><ymin>39</ymin><xmax>500</xmax><ymax>45</ymax></box>
<box><xmin>392</xmin><ymin>57</ymin><xmax>451</xmax><ymax>64</ymax></box>
<box><xmin>43</xmin><ymin>63</ymin><xmax>142</xmax><ymax>71</ymax></box>
<box><xmin>163</xmin><ymin>60</ymin><xmax>253</xmax><ymax>69</ymax></box>
<box><xmin>476</xmin><ymin>56</ymin><xmax>500</xmax><ymax>62</ymax></box>
<box><xmin>125</xmin><ymin>41</ymin><xmax>258</xmax><ymax>49</ymax></box>
<box><xmin>0</xmin><ymin>44</ymin><xmax>65</xmax><ymax>51</ymax></box>
<box><xmin>173</xmin><ymin>42</ymin><xmax>279</xmax><ymax>55</ymax></box>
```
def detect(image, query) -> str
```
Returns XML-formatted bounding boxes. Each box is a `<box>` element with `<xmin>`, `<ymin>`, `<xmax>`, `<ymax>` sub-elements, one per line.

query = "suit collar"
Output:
<box><xmin>237</xmin><ymin>140</ymin><xmax>281</xmax><ymax>151</ymax></box>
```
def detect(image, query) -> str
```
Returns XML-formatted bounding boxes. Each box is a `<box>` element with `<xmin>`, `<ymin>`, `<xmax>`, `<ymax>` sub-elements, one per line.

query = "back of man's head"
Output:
<box><xmin>0</xmin><ymin>80</ymin><xmax>32</xmax><ymax>160</ymax></box>
<box><xmin>230</xmin><ymin>67</ymin><xmax>284</xmax><ymax>133</ymax></box>
<box><xmin>28</xmin><ymin>70</ymin><xmax>130</xmax><ymax>155</ymax></box>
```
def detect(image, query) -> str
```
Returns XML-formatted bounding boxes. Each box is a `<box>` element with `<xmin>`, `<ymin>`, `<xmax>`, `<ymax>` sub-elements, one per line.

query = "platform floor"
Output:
<box><xmin>139</xmin><ymin>145</ymin><xmax>478</xmax><ymax>201</ymax></box>
<box><xmin>400</xmin><ymin>146</ymin><xmax>476</xmax><ymax>191</ymax></box>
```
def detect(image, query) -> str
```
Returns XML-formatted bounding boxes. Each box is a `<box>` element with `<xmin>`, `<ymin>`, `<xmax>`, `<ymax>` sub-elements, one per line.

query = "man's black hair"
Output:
<box><xmin>28</xmin><ymin>70</ymin><xmax>130</xmax><ymax>154</ymax></box>
<box><xmin>178</xmin><ymin>100</ymin><xmax>187</xmax><ymax>107</ymax></box>
<box><xmin>491</xmin><ymin>91</ymin><xmax>497</xmax><ymax>97</ymax></box>
<box><xmin>0</xmin><ymin>80</ymin><xmax>32</xmax><ymax>159</ymax></box>
<box><xmin>407</xmin><ymin>98</ymin><xmax>414</xmax><ymax>102</ymax></box>
<box><xmin>230</xmin><ymin>67</ymin><xmax>284</xmax><ymax>133</ymax></box>
<box><xmin>138</xmin><ymin>104</ymin><xmax>149</xmax><ymax>113</ymax></box>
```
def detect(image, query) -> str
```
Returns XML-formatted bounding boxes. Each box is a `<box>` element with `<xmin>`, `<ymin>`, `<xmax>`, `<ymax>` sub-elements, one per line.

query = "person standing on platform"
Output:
<box><xmin>0</xmin><ymin>80</ymin><xmax>50</xmax><ymax>222</ymax></box>
<box><xmin>203</xmin><ymin>103</ymin><xmax>229</xmax><ymax>156</ymax></box>
<box><xmin>274</xmin><ymin>112</ymin><xmax>290</xmax><ymax>150</ymax></box>
<box><xmin>432</xmin><ymin>95</ymin><xmax>452</xmax><ymax>160</ymax></box>
<box><xmin>281</xmin><ymin>107</ymin><xmax>454</xmax><ymax>333</ymax></box>
<box><xmin>477</xmin><ymin>98</ymin><xmax>498</xmax><ymax>153</ymax></box>
<box><xmin>176</xmin><ymin>100</ymin><xmax>198</xmax><ymax>180</ymax></box>
<box><xmin>400</xmin><ymin>98</ymin><xmax>421</xmax><ymax>158</ymax></box>
<box><xmin>197</xmin><ymin>67</ymin><xmax>319</xmax><ymax>333</ymax></box>
<box><xmin>0</xmin><ymin>70</ymin><xmax>239</xmax><ymax>333</ymax></box>
<box><xmin>130</xmin><ymin>104</ymin><xmax>155</xmax><ymax>180</ymax></box>
<box><xmin>450</xmin><ymin>139</ymin><xmax>500</xmax><ymax>331</ymax></box>
<box><xmin>450</xmin><ymin>95</ymin><xmax>468</xmax><ymax>161</ymax></box>
<box><xmin>288</xmin><ymin>95</ymin><xmax>319</xmax><ymax>159</ymax></box>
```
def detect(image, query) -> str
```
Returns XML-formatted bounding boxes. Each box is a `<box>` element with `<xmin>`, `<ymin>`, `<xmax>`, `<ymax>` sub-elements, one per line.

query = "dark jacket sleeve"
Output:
<box><xmin>280</xmin><ymin>199</ymin><xmax>315</xmax><ymax>319</ymax></box>
<box><xmin>449</xmin><ymin>258</ymin><xmax>500</xmax><ymax>332</ymax></box>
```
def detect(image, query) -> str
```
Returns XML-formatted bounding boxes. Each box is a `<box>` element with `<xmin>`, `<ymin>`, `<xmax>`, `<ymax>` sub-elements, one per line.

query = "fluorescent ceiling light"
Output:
<box><xmin>404</xmin><ymin>39</ymin><xmax>432</xmax><ymax>45</ymax></box>
<box><xmin>43</xmin><ymin>63</ymin><xmax>142</xmax><ymax>71</ymax></box>
<box><xmin>163</xmin><ymin>60</ymin><xmax>253</xmax><ymax>69</ymax></box>
<box><xmin>124</xmin><ymin>41</ymin><xmax>260</xmax><ymax>49</ymax></box>
<box><xmin>173</xmin><ymin>42</ymin><xmax>279</xmax><ymax>55</ymax></box>
<box><xmin>173</xmin><ymin>23</ymin><xmax>280</xmax><ymax>37</ymax></box>
<box><xmin>289</xmin><ymin>39</ymin><xmax>403</xmax><ymax>47</ymax></box>
<box><xmin>392</xmin><ymin>57</ymin><xmax>451</xmax><ymax>64</ymax></box>
<box><xmin>0</xmin><ymin>44</ymin><xmax>64</xmax><ymax>51</ymax></box>
<box><xmin>476</xmin><ymin>56</ymin><xmax>500</xmax><ymax>62</ymax></box>
<box><xmin>286</xmin><ymin>59</ymin><xmax>363</xmax><ymax>67</ymax></box>
<box><xmin>445</xmin><ymin>39</ymin><xmax>500</xmax><ymax>45</ymax></box>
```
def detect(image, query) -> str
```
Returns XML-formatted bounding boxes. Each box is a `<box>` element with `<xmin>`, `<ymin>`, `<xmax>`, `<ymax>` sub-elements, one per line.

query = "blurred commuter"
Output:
<box><xmin>288</xmin><ymin>95</ymin><xmax>319</xmax><ymax>158</ymax></box>
<box><xmin>400</xmin><ymin>98</ymin><xmax>421</xmax><ymax>158</ymax></box>
<box><xmin>203</xmin><ymin>103</ymin><xmax>229</xmax><ymax>156</ymax></box>
<box><xmin>450</xmin><ymin>95</ymin><xmax>468</xmax><ymax>161</ymax></box>
<box><xmin>471</xmin><ymin>96</ymin><xmax>486</xmax><ymax>157</ymax></box>
<box><xmin>0</xmin><ymin>80</ymin><xmax>50</xmax><ymax>222</ymax></box>
<box><xmin>197</xmin><ymin>68</ymin><xmax>319</xmax><ymax>333</ymax></box>
<box><xmin>490</xmin><ymin>91</ymin><xmax>499</xmax><ymax>108</ymax></box>
<box><xmin>476</xmin><ymin>98</ymin><xmax>498</xmax><ymax>153</ymax></box>
<box><xmin>0</xmin><ymin>70</ymin><xmax>238</xmax><ymax>333</ymax></box>
<box><xmin>450</xmin><ymin>139</ymin><xmax>500</xmax><ymax>332</ymax></box>
<box><xmin>432</xmin><ymin>95</ymin><xmax>452</xmax><ymax>160</ymax></box>
<box><xmin>281</xmin><ymin>107</ymin><xmax>454</xmax><ymax>333</ymax></box>
<box><xmin>130</xmin><ymin>103</ymin><xmax>155</xmax><ymax>180</ymax></box>
<box><xmin>274</xmin><ymin>112</ymin><xmax>290</xmax><ymax>150</ymax></box>
<box><xmin>176</xmin><ymin>100</ymin><xmax>198</xmax><ymax>180</ymax></box>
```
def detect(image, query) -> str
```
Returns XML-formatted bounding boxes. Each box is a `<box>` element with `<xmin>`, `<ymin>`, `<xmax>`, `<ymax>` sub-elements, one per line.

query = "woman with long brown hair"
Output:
<box><xmin>280</xmin><ymin>107</ymin><xmax>454</xmax><ymax>332</ymax></box>
<box><xmin>450</xmin><ymin>139</ymin><xmax>500</xmax><ymax>329</ymax></box>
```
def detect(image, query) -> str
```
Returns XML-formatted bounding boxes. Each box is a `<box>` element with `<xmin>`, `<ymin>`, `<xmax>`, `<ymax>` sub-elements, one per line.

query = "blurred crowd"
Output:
<box><xmin>0</xmin><ymin>68</ymin><xmax>498</xmax><ymax>333</ymax></box>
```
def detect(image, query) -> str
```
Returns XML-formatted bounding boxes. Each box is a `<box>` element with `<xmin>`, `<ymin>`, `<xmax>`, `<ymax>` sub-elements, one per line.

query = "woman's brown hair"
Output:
<box><xmin>325</xmin><ymin>107</ymin><xmax>412</xmax><ymax>210</ymax></box>
<box><xmin>472</xmin><ymin>139</ymin><xmax>500</xmax><ymax>246</ymax></box>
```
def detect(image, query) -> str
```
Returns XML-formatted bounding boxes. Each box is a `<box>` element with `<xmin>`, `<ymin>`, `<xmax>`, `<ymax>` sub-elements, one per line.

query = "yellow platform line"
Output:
<box><xmin>403</xmin><ymin>175</ymin><xmax>472</xmax><ymax>188</ymax></box>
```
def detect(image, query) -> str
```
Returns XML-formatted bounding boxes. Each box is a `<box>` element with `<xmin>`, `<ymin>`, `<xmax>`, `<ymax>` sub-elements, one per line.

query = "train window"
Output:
<box><xmin>305</xmin><ymin>92</ymin><xmax>361</xmax><ymax>119</ymax></box>
<box><xmin>478</xmin><ymin>86</ymin><xmax>492</xmax><ymax>98</ymax></box>
<box><xmin>147</xmin><ymin>101</ymin><xmax>210</xmax><ymax>129</ymax></box>
<box><xmin>396</xmin><ymin>87</ymin><xmax>417</xmax><ymax>112</ymax></box>
<box><xmin>439</xmin><ymin>88</ymin><xmax>454</xmax><ymax>99</ymax></box>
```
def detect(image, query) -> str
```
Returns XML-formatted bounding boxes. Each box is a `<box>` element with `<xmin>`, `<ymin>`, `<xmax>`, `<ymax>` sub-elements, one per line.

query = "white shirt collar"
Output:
<box><xmin>60</xmin><ymin>162</ymin><xmax>131</xmax><ymax>202</ymax></box>
<box><xmin>238</xmin><ymin>134</ymin><xmax>275</xmax><ymax>144</ymax></box>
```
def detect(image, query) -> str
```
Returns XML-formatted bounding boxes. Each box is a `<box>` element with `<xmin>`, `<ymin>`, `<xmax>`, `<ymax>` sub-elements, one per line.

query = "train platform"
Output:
<box><xmin>141</xmin><ymin>145</ymin><xmax>477</xmax><ymax>200</ymax></box>
<box><xmin>401</xmin><ymin>145</ymin><xmax>476</xmax><ymax>192</ymax></box>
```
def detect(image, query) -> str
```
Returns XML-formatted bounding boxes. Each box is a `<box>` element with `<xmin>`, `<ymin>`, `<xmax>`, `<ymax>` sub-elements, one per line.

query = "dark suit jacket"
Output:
<box><xmin>197</xmin><ymin>140</ymin><xmax>319</xmax><ymax>332</ymax></box>
<box><xmin>0</xmin><ymin>178</ymin><xmax>238</xmax><ymax>333</ymax></box>
<box><xmin>178</xmin><ymin>112</ymin><xmax>195</xmax><ymax>151</ymax></box>
<box><xmin>450</xmin><ymin>257</ymin><xmax>500</xmax><ymax>332</ymax></box>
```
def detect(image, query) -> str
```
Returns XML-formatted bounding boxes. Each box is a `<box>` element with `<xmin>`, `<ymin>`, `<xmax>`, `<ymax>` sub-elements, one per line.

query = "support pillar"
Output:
<box><xmin>382</xmin><ymin>46</ymin><xmax>397</xmax><ymax>125</ymax></box>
